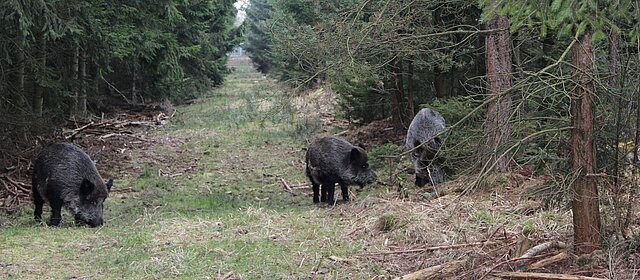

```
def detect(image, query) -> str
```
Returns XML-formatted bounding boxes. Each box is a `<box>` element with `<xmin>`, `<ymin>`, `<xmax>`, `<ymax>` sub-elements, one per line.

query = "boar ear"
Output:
<box><xmin>350</xmin><ymin>147</ymin><xmax>363</xmax><ymax>162</ymax></box>
<box><xmin>106</xmin><ymin>178</ymin><xmax>114</xmax><ymax>192</ymax></box>
<box><xmin>80</xmin><ymin>179</ymin><xmax>95</xmax><ymax>196</ymax></box>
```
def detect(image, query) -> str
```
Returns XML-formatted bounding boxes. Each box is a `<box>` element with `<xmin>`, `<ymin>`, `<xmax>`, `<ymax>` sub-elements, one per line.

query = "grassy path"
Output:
<box><xmin>0</xmin><ymin>56</ymin><xmax>590</xmax><ymax>279</ymax></box>
<box><xmin>0</xmin><ymin>56</ymin><xmax>384</xmax><ymax>279</ymax></box>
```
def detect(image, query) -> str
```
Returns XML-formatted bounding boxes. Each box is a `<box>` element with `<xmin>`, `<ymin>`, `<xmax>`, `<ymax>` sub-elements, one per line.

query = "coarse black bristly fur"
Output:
<box><xmin>32</xmin><ymin>143</ymin><xmax>113</xmax><ymax>227</ymax></box>
<box><xmin>306</xmin><ymin>136</ymin><xmax>377</xmax><ymax>205</ymax></box>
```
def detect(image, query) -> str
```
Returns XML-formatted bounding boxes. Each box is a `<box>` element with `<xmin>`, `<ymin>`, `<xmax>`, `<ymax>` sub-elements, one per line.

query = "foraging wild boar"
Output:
<box><xmin>305</xmin><ymin>136</ymin><xmax>377</xmax><ymax>205</ymax></box>
<box><xmin>32</xmin><ymin>143</ymin><xmax>113</xmax><ymax>227</ymax></box>
<box><xmin>406</xmin><ymin>108</ymin><xmax>447</xmax><ymax>187</ymax></box>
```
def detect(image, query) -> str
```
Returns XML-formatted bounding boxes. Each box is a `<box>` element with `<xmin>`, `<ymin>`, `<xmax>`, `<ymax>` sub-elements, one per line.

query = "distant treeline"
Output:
<box><xmin>244</xmin><ymin>0</ymin><xmax>638</xmax><ymax>127</ymax></box>
<box><xmin>0</xmin><ymin>0</ymin><xmax>241</xmax><ymax>119</ymax></box>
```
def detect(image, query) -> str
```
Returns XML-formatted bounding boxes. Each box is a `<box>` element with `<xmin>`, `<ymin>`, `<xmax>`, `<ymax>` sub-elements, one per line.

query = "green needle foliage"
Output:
<box><xmin>0</xmin><ymin>0</ymin><xmax>241</xmax><ymax>115</ymax></box>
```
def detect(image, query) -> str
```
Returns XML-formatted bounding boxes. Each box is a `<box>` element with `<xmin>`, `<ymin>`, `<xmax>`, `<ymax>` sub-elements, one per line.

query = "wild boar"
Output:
<box><xmin>32</xmin><ymin>143</ymin><xmax>113</xmax><ymax>227</ymax></box>
<box><xmin>406</xmin><ymin>108</ymin><xmax>447</xmax><ymax>187</ymax></box>
<box><xmin>305</xmin><ymin>136</ymin><xmax>377</xmax><ymax>205</ymax></box>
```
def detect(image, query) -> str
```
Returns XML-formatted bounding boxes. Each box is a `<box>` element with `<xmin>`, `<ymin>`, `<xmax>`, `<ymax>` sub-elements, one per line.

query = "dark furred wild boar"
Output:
<box><xmin>406</xmin><ymin>108</ymin><xmax>447</xmax><ymax>187</ymax></box>
<box><xmin>32</xmin><ymin>143</ymin><xmax>113</xmax><ymax>227</ymax></box>
<box><xmin>305</xmin><ymin>136</ymin><xmax>377</xmax><ymax>205</ymax></box>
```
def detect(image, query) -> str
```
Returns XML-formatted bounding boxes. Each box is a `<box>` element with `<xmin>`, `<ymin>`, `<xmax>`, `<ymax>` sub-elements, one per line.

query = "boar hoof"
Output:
<box><xmin>48</xmin><ymin>218</ymin><xmax>62</xmax><ymax>227</ymax></box>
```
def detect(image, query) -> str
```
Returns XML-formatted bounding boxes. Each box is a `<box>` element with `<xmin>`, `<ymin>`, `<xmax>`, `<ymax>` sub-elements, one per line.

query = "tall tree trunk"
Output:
<box><xmin>406</xmin><ymin>57</ymin><xmax>415</xmax><ymax>121</ymax></box>
<box><xmin>625</xmin><ymin>35</ymin><xmax>640</xmax><ymax>236</ymax></box>
<box><xmin>132</xmin><ymin>60</ymin><xmax>139</xmax><ymax>104</ymax></box>
<box><xmin>609</xmin><ymin>27</ymin><xmax>622</xmax><ymax>190</ymax></box>
<box><xmin>396</xmin><ymin>59</ymin><xmax>406</xmax><ymax>127</ymax></box>
<box><xmin>482</xmin><ymin>14</ymin><xmax>513</xmax><ymax>172</ymax></box>
<box><xmin>33</xmin><ymin>33</ymin><xmax>46</xmax><ymax>116</ymax></box>
<box><xmin>434</xmin><ymin>71</ymin><xmax>446</xmax><ymax>98</ymax></box>
<box><xmin>79</xmin><ymin>49</ymin><xmax>87</xmax><ymax>115</ymax></box>
<box><xmin>93</xmin><ymin>64</ymin><xmax>100</xmax><ymax>106</ymax></box>
<box><xmin>16</xmin><ymin>32</ymin><xmax>26</xmax><ymax>104</ymax></box>
<box><xmin>571</xmin><ymin>30</ymin><xmax>601</xmax><ymax>255</ymax></box>
<box><xmin>389</xmin><ymin>58</ymin><xmax>403</xmax><ymax>131</ymax></box>
<box><xmin>72</xmin><ymin>45</ymin><xmax>80</xmax><ymax>113</ymax></box>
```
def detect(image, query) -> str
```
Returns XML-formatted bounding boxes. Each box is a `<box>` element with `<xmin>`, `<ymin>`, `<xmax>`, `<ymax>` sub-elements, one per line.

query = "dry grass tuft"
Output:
<box><xmin>327</xmin><ymin>174</ymin><xmax>581</xmax><ymax>278</ymax></box>
<box><xmin>152</xmin><ymin>217</ymin><xmax>225</xmax><ymax>246</ymax></box>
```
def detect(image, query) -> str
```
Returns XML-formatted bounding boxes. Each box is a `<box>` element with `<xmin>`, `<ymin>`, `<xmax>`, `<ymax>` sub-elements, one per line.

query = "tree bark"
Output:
<box><xmin>482</xmin><ymin>14</ymin><xmax>513</xmax><ymax>172</ymax></box>
<box><xmin>16</xmin><ymin>32</ymin><xmax>25</xmax><ymax>103</ymax></box>
<box><xmin>396</xmin><ymin>59</ymin><xmax>406</xmax><ymax>126</ymax></box>
<box><xmin>608</xmin><ymin>27</ymin><xmax>622</xmax><ymax>189</ymax></box>
<box><xmin>79</xmin><ymin>48</ymin><xmax>87</xmax><ymax>115</ymax></box>
<box><xmin>132</xmin><ymin>59</ymin><xmax>139</xmax><ymax>104</ymax></box>
<box><xmin>93</xmin><ymin>64</ymin><xmax>100</xmax><ymax>105</ymax></box>
<box><xmin>406</xmin><ymin>57</ymin><xmax>415</xmax><ymax>121</ymax></box>
<box><xmin>33</xmin><ymin>32</ymin><xmax>46</xmax><ymax>116</ymax></box>
<box><xmin>72</xmin><ymin>45</ymin><xmax>79</xmax><ymax>113</ymax></box>
<box><xmin>571</xmin><ymin>30</ymin><xmax>601</xmax><ymax>255</ymax></box>
<box><xmin>389</xmin><ymin>58</ymin><xmax>403</xmax><ymax>131</ymax></box>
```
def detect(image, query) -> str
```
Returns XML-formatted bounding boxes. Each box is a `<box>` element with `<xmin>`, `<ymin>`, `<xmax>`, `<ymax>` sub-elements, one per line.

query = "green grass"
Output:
<box><xmin>0</xmin><ymin>56</ymin><xmax>384</xmax><ymax>279</ymax></box>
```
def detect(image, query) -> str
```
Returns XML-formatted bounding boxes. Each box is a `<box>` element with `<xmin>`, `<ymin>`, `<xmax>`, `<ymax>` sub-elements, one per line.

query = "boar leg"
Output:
<box><xmin>312</xmin><ymin>182</ymin><xmax>321</xmax><ymax>203</ymax></box>
<box><xmin>32</xmin><ymin>186</ymin><xmax>44</xmax><ymax>222</ymax></box>
<box><xmin>326</xmin><ymin>183</ymin><xmax>336</xmax><ymax>205</ymax></box>
<box><xmin>340</xmin><ymin>183</ymin><xmax>349</xmax><ymax>201</ymax></box>
<box><xmin>320</xmin><ymin>184</ymin><xmax>327</xmax><ymax>202</ymax></box>
<box><xmin>47</xmin><ymin>199</ymin><xmax>63</xmax><ymax>226</ymax></box>
<box><xmin>415</xmin><ymin>174</ymin><xmax>427</xmax><ymax>187</ymax></box>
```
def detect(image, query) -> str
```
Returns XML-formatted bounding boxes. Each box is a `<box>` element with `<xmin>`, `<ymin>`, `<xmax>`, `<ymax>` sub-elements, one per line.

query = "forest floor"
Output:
<box><xmin>0</xmin><ymin>56</ymin><xmax>633</xmax><ymax>279</ymax></box>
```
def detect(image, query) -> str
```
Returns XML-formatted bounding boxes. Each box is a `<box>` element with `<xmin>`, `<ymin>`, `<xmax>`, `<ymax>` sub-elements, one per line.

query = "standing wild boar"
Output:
<box><xmin>406</xmin><ymin>108</ymin><xmax>447</xmax><ymax>187</ymax></box>
<box><xmin>32</xmin><ymin>143</ymin><xmax>113</xmax><ymax>227</ymax></box>
<box><xmin>305</xmin><ymin>136</ymin><xmax>377</xmax><ymax>205</ymax></box>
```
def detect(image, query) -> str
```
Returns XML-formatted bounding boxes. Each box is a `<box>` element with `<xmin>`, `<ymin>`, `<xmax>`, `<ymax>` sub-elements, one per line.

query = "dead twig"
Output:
<box><xmin>278</xmin><ymin>177</ymin><xmax>297</xmax><ymax>196</ymax></box>
<box><xmin>1</xmin><ymin>175</ymin><xmax>30</xmax><ymax>193</ymax></box>
<box><xmin>328</xmin><ymin>255</ymin><xmax>353</xmax><ymax>263</ymax></box>
<box><xmin>479</xmin><ymin>256</ymin><xmax>546</xmax><ymax>280</ymax></box>
<box><xmin>393</xmin><ymin>260</ymin><xmax>466</xmax><ymax>280</ymax></box>
<box><xmin>362</xmin><ymin>241</ymin><xmax>501</xmax><ymax>256</ymax></box>
<box><xmin>65</xmin><ymin>121</ymin><xmax>95</xmax><ymax>139</ymax></box>
<box><xmin>516</xmin><ymin>240</ymin><xmax>567</xmax><ymax>267</ymax></box>
<box><xmin>0</xmin><ymin>178</ymin><xmax>18</xmax><ymax>196</ymax></box>
<box><xmin>492</xmin><ymin>271</ymin><xmax>608</xmax><ymax>280</ymax></box>
<box><xmin>529</xmin><ymin>252</ymin><xmax>570</xmax><ymax>270</ymax></box>
<box><xmin>520</xmin><ymin>241</ymin><xmax>567</xmax><ymax>258</ymax></box>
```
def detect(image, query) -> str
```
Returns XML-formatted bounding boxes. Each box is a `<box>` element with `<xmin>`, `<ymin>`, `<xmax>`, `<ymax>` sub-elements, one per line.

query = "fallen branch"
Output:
<box><xmin>479</xmin><ymin>256</ymin><xmax>544</xmax><ymax>280</ymax></box>
<box><xmin>362</xmin><ymin>241</ymin><xmax>500</xmax><ymax>256</ymax></box>
<box><xmin>520</xmin><ymin>241</ymin><xmax>567</xmax><ymax>259</ymax></box>
<box><xmin>529</xmin><ymin>252</ymin><xmax>570</xmax><ymax>270</ymax></box>
<box><xmin>328</xmin><ymin>256</ymin><xmax>353</xmax><ymax>263</ymax></box>
<box><xmin>65</xmin><ymin>121</ymin><xmax>95</xmax><ymax>139</ymax></box>
<box><xmin>99</xmin><ymin>133</ymin><xmax>150</xmax><ymax>142</ymax></box>
<box><xmin>0</xmin><ymin>178</ymin><xmax>18</xmax><ymax>196</ymax></box>
<box><xmin>516</xmin><ymin>240</ymin><xmax>567</xmax><ymax>267</ymax></box>
<box><xmin>290</xmin><ymin>183</ymin><xmax>311</xmax><ymax>189</ymax></box>
<box><xmin>279</xmin><ymin>177</ymin><xmax>296</xmax><ymax>196</ymax></box>
<box><xmin>393</xmin><ymin>260</ymin><xmax>466</xmax><ymax>280</ymax></box>
<box><xmin>492</xmin><ymin>272</ymin><xmax>608</xmax><ymax>280</ymax></box>
<box><xmin>1</xmin><ymin>175</ymin><xmax>30</xmax><ymax>193</ymax></box>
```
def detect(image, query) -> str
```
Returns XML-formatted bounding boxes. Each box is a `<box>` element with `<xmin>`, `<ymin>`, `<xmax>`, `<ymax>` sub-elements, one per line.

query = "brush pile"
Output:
<box><xmin>0</xmin><ymin>106</ymin><xmax>174</xmax><ymax>211</ymax></box>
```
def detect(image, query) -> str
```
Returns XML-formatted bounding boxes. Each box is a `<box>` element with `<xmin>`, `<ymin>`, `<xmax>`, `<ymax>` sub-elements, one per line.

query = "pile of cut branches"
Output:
<box><xmin>0</xmin><ymin>172</ymin><xmax>31</xmax><ymax>209</ymax></box>
<box><xmin>64</xmin><ymin>110</ymin><xmax>172</xmax><ymax>140</ymax></box>
<box><xmin>0</xmin><ymin>106</ymin><xmax>174</xmax><ymax>210</ymax></box>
